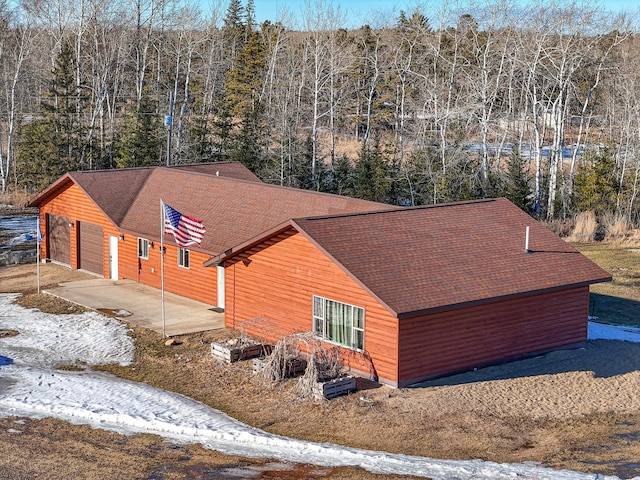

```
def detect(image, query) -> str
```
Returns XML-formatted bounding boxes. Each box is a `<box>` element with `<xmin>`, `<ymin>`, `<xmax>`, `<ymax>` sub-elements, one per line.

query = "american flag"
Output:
<box><xmin>163</xmin><ymin>202</ymin><xmax>206</xmax><ymax>247</ymax></box>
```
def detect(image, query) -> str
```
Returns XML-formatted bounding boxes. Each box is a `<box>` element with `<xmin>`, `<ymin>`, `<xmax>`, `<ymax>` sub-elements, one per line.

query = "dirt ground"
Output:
<box><xmin>2</xmin><ymin>261</ymin><xmax>640</xmax><ymax>479</ymax></box>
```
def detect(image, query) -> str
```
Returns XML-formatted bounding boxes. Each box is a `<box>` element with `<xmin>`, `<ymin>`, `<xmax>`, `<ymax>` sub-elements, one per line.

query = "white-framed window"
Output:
<box><xmin>313</xmin><ymin>295</ymin><xmax>364</xmax><ymax>351</ymax></box>
<box><xmin>137</xmin><ymin>238</ymin><xmax>149</xmax><ymax>259</ymax></box>
<box><xmin>178</xmin><ymin>248</ymin><xmax>190</xmax><ymax>269</ymax></box>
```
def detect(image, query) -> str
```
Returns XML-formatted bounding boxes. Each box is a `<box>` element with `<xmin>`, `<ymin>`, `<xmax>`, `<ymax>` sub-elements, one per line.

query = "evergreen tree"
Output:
<box><xmin>224</xmin><ymin>30</ymin><xmax>267</xmax><ymax>119</ymax></box>
<box><xmin>223</xmin><ymin>0</ymin><xmax>246</xmax><ymax>58</ymax></box>
<box><xmin>573</xmin><ymin>147</ymin><xmax>620</xmax><ymax>215</ymax></box>
<box><xmin>225</xmin><ymin>29</ymin><xmax>268</xmax><ymax>175</ymax></box>
<box><xmin>16</xmin><ymin>40</ymin><xmax>88</xmax><ymax>189</ymax></box>
<box><xmin>16</xmin><ymin>117</ymin><xmax>61</xmax><ymax>191</ymax></box>
<box><xmin>245</xmin><ymin>0</ymin><xmax>256</xmax><ymax>35</ymax></box>
<box><xmin>229</xmin><ymin>101</ymin><xmax>266</xmax><ymax>175</ymax></box>
<box><xmin>186</xmin><ymin>115</ymin><xmax>215</xmax><ymax>163</ymax></box>
<box><xmin>352</xmin><ymin>142</ymin><xmax>390</xmax><ymax>202</ymax></box>
<box><xmin>289</xmin><ymin>136</ymin><xmax>314</xmax><ymax>190</ymax></box>
<box><xmin>113</xmin><ymin>95</ymin><xmax>162</xmax><ymax>168</ymax></box>
<box><xmin>223</xmin><ymin>0</ymin><xmax>244</xmax><ymax>31</ymax></box>
<box><xmin>327</xmin><ymin>154</ymin><xmax>355</xmax><ymax>196</ymax></box>
<box><xmin>503</xmin><ymin>153</ymin><xmax>532</xmax><ymax>212</ymax></box>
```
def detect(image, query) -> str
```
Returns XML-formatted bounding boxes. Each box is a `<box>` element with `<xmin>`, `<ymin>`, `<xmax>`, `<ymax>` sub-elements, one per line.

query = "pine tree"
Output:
<box><xmin>113</xmin><ymin>95</ymin><xmax>162</xmax><ymax>168</ymax></box>
<box><xmin>223</xmin><ymin>0</ymin><xmax>246</xmax><ymax>58</ymax></box>
<box><xmin>353</xmin><ymin>142</ymin><xmax>390</xmax><ymax>202</ymax></box>
<box><xmin>229</xmin><ymin>101</ymin><xmax>266</xmax><ymax>175</ymax></box>
<box><xmin>327</xmin><ymin>154</ymin><xmax>354</xmax><ymax>196</ymax></box>
<box><xmin>225</xmin><ymin>29</ymin><xmax>268</xmax><ymax>175</ymax></box>
<box><xmin>16</xmin><ymin>40</ymin><xmax>88</xmax><ymax>189</ymax></box>
<box><xmin>573</xmin><ymin>148</ymin><xmax>620</xmax><ymax>215</ymax></box>
<box><xmin>503</xmin><ymin>154</ymin><xmax>532</xmax><ymax>212</ymax></box>
<box><xmin>224</xmin><ymin>30</ymin><xmax>267</xmax><ymax>119</ymax></box>
<box><xmin>16</xmin><ymin>117</ymin><xmax>61</xmax><ymax>191</ymax></box>
<box><xmin>245</xmin><ymin>0</ymin><xmax>256</xmax><ymax>35</ymax></box>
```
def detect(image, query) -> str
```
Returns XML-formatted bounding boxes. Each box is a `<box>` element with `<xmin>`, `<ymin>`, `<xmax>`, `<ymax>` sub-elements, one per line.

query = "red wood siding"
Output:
<box><xmin>224</xmin><ymin>230</ymin><xmax>399</xmax><ymax>384</ymax></box>
<box><xmin>39</xmin><ymin>184</ymin><xmax>118</xmax><ymax>274</ymax></box>
<box><xmin>397</xmin><ymin>287</ymin><xmax>590</xmax><ymax>386</ymax></box>
<box><xmin>118</xmin><ymin>237</ymin><xmax>217</xmax><ymax>305</ymax></box>
<box><xmin>38</xmin><ymin>182</ymin><xmax>217</xmax><ymax>306</ymax></box>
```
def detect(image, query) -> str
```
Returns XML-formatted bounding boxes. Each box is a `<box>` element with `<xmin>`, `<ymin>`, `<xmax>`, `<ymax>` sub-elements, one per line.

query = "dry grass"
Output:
<box><xmin>566</xmin><ymin>211</ymin><xmax>598</xmax><ymax>242</ymax></box>
<box><xmin>0</xmin><ymin>190</ymin><xmax>33</xmax><ymax>209</ymax></box>
<box><xmin>602</xmin><ymin>212</ymin><xmax>631</xmax><ymax>240</ymax></box>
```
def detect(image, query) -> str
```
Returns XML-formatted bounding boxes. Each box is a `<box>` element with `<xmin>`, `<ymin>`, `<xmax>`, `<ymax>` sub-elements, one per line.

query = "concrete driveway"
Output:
<box><xmin>46</xmin><ymin>278</ymin><xmax>224</xmax><ymax>337</ymax></box>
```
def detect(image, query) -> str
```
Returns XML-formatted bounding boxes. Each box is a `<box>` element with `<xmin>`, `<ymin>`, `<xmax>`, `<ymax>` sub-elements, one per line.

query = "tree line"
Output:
<box><xmin>0</xmin><ymin>0</ymin><xmax>638</xmax><ymax>223</ymax></box>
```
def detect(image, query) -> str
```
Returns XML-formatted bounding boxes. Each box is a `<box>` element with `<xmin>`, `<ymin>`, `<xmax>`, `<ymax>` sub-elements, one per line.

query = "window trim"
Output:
<box><xmin>137</xmin><ymin>237</ymin><xmax>149</xmax><ymax>259</ymax></box>
<box><xmin>178</xmin><ymin>247</ymin><xmax>190</xmax><ymax>269</ymax></box>
<box><xmin>312</xmin><ymin>295</ymin><xmax>364</xmax><ymax>351</ymax></box>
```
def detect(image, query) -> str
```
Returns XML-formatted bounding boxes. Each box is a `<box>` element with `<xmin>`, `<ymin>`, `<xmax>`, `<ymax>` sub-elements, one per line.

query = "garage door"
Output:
<box><xmin>79</xmin><ymin>222</ymin><xmax>104</xmax><ymax>275</ymax></box>
<box><xmin>48</xmin><ymin>214</ymin><xmax>70</xmax><ymax>265</ymax></box>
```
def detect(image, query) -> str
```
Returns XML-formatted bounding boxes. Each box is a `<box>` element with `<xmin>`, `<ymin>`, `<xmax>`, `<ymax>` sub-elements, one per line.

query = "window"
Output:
<box><xmin>178</xmin><ymin>248</ymin><xmax>190</xmax><ymax>269</ymax></box>
<box><xmin>313</xmin><ymin>295</ymin><xmax>364</xmax><ymax>351</ymax></box>
<box><xmin>137</xmin><ymin>238</ymin><xmax>149</xmax><ymax>259</ymax></box>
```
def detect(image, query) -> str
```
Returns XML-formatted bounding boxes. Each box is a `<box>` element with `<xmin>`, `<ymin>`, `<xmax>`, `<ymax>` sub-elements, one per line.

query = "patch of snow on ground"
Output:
<box><xmin>0</xmin><ymin>294</ymin><xmax>631</xmax><ymax>479</ymax></box>
<box><xmin>589</xmin><ymin>321</ymin><xmax>640</xmax><ymax>342</ymax></box>
<box><xmin>0</xmin><ymin>294</ymin><xmax>133</xmax><ymax>368</ymax></box>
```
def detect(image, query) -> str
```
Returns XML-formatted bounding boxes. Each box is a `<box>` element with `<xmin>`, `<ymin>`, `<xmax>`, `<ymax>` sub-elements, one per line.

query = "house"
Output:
<box><xmin>28</xmin><ymin>163</ymin><xmax>611</xmax><ymax>387</ymax></box>
<box><xmin>27</xmin><ymin>162</ymin><xmax>394</xmax><ymax>307</ymax></box>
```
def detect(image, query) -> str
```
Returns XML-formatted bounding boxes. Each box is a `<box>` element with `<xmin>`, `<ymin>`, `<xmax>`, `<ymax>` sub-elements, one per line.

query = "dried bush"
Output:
<box><xmin>601</xmin><ymin>212</ymin><xmax>631</xmax><ymax>241</ymax></box>
<box><xmin>259</xmin><ymin>333</ymin><xmax>307</xmax><ymax>382</ymax></box>
<box><xmin>256</xmin><ymin>332</ymin><xmax>345</xmax><ymax>399</ymax></box>
<box><xmin>543</xmin><ymin>217</ymin><xmax>575</xmax><ymax>238</ymax></box>
<box><xmin>567</xmin><ymin>211</ymin><xmax>598</xmax><ymax>242</ymax></box>
<box><xmin>0</xmin><ymin>191</ymin><xmax>34</xmax><ymax>209</ymax></box>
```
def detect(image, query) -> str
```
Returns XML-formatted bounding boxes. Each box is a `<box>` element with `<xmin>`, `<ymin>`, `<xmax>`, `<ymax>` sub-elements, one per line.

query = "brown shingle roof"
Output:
<box><xmin>27</xmin><ymin>162</ymin><xmax>262</xmax><ymax>227</ymax></box>
<box><xmin>289</xmin><ymin>198</ymin><xmax>611</xmax><ymax>317</ymax></box>
<box><xmin>169</xmin><ymin>162</ymin><xmax>261</xmax><ymax>182</ymax></box>
<box><xmin>119</xmin><ymin>168</ymin><xmax>397</xmax><ymax>253</ymax></box>
<box><xmin>27</xmin><ymin>168</ymin><xmax>153</xmax><ymax>226</ymax></box>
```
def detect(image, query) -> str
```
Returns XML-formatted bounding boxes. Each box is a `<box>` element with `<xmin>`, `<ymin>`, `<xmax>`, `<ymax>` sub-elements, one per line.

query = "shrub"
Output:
<box><xmin>567</xmin><ymin>211</ymin><xmax>598</xmax><ymax>242</ymax></box>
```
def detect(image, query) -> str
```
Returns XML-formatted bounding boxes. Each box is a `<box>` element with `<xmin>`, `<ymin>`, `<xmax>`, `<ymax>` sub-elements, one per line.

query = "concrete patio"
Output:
<box><xmin>46</xmin><ymin>278</ymin><xmax>224</xmax><ymax>337</ymax></box>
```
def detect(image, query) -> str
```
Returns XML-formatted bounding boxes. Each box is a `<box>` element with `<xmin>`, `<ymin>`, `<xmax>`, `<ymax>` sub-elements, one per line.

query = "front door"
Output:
<box><xmin>109</xmin><ymin>236</ymin><xmax>119</xmax><ymax>280</ymax></box>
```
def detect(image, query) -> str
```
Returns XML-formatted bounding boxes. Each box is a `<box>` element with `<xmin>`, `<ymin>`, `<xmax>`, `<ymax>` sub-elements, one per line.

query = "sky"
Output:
<box><xmin>0</xmin><ymin>292</ymin><xmax>636</xmax><ymax>479</ymax></box>
<box><xmin>247</xmin><ymin>0</ymin><xmax>640</xmax><ymax>29</ymax></box>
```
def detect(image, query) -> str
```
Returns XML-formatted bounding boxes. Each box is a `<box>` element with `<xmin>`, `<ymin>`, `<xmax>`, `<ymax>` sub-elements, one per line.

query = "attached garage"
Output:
<box><xmin>79</xmin><ymin>222</ymin><xmax>104</xmax><ymax>275</ymax></box>
<box><xmin>47</xmin><ymin>214</ymin><xmax>70</xmax><ymax>265</ymax></box>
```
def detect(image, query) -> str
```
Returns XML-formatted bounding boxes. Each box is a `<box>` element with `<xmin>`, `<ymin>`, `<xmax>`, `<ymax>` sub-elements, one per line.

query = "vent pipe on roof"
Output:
<box><xmin>216</xmin><ymin>171</ymin><xmax>220</xmax><ymax>176</ymax></box>
<box><xmin>525</xmin><ymin>226</ymin><xmax>531</xmax><ymax>253</ymax></box>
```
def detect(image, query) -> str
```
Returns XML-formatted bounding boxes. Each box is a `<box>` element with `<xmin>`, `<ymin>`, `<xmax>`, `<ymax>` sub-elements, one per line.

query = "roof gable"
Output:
<box><xmin>27</xmin><ymin>168</ymin><xmax>153</xmax><ymax>226</ymax></box>
<box><xmin>288</xmin><ymin>198</ymin><xmax>611</xmax><ymax>317</ymax></box>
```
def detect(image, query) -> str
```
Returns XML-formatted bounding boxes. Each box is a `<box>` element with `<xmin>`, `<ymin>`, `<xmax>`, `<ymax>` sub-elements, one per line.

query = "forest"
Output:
<box><xmin>0</xmin><ymin>0</ymin><xmax>638</xmax><ymax>225</ymax></box>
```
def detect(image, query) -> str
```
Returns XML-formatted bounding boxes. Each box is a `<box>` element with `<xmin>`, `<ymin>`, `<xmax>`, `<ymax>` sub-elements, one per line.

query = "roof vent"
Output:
<box><xmin>216</xmin><ymin>171</ymin><xmax>219</xmax><ymax>176</ymax></box>
<box><xmin>525</xmin><ymin>226</ymin><xmax>531</xmax><ymax>254</ymax></box>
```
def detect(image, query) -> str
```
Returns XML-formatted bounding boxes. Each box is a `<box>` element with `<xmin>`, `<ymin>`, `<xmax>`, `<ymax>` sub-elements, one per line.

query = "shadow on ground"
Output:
<box><xmin>590</xmin><ymin>293</ymin><xmax>640</xmax><ymax>327</ymax></box>
<box><xmin>416</xmin><ymin>339</ymin><xmax>640</xmax><ymax>387</ymax></box>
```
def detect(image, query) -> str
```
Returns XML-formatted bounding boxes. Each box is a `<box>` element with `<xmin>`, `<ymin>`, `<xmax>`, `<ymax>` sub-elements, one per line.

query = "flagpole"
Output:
<box><xmin>160</xmin><ymin>199</ymin><xmax>166</xmax><ymax>338</ymax></box>
<box><xmin>36</xmin><ymin>216</ymin><xmax>41</xmax><ymax>294</ymax></box>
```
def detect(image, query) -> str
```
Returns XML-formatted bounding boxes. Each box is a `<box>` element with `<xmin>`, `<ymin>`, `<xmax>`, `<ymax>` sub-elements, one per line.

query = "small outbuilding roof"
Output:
<box><xmin>216</xmin><ymin>198</ymin><xmax>611</xmax><ymax>317</ymax></box>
